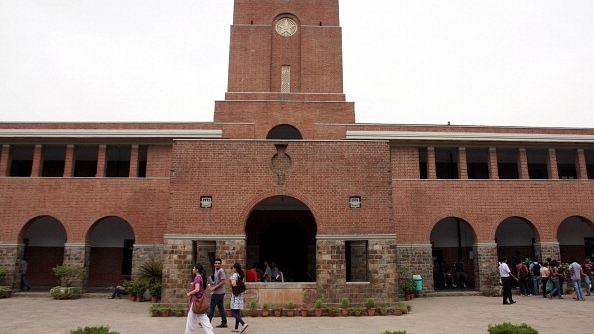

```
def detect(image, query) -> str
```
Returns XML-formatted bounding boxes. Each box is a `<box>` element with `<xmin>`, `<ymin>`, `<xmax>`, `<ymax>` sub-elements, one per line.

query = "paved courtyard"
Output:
<box><xmin>1</xmin><ymin>292</ymin><xmax>593</xmax><ymax>334</ymax></box>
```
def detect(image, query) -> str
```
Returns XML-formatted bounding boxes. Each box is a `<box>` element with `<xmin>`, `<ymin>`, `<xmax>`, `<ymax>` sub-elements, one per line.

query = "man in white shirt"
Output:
<box><xmin>499</xmin><ymin>257</ymin><xmax>519</xmax><ymax>305</ymax></box>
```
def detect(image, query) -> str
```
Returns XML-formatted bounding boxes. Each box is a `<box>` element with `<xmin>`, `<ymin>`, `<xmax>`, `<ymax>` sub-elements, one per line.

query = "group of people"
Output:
<box><xmin>245</xmin><ymin>260</ymin><xmax>282</xmax><ymax>282</ymax></box>
<box><xmin>432</xmin><ymin>258</ymin><xmax>468</xmax><ymax>289</ymax></box>
<box><xmin>498</xmin><ymin>255</ymin><xmax>593</xmax><ymax>305</ymax></box>
<box><xmin>185</xmin><ymin>258</ymin><xmax>249</xmax><ymax>334</ymax></box>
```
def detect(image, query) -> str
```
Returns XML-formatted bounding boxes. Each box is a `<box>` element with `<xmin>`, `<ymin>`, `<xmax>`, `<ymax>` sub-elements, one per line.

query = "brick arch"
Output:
<box><xmin>85</xmin><ymin>215</ymin><xmax>135</xmax><ymax>244</ymax></box>
<box><xmin>425</xmin><ymin>215</ymin><xmax>477</xmax><ymax>243</ymax></box>
<box><xmin>555</xmin><ymin>214</ymin><xmax>594</xmax><ymax>239</ymax></box>
<box><xmin>495</xmin><ymin>216</ymin><xmax>540</xmax><ymax>244</ymax></box>
<box><xmin>237</xmin><ymin>190</ymin><xmax>321</xmax><ymax>229</ymax></box>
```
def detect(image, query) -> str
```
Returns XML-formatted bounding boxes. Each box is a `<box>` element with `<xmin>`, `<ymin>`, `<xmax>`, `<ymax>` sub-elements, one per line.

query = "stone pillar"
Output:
<box><xmin>161</xmin><ymin>236</ymin><xmax>244</xmax><ymax>304</ymax></box>
<box><xmin>368</xmin><ymin>238</ymin><xmax>397</xmax><ymax>302</ymax></box>
<box><xmin>547</xmin><ymin>148</ymin><xmax>558</xmax><ymax>179</ymax></box>
<box><xmin>31</xmin><ymin>144</ymin><xmax>43</xmax><ymax>177</ymax></box>
<box><xmin>396</xmin><ymin>244</ymin><xmax>433</xmax><ymax>296</ymax></box>
<box><xmin>316</xmin><ymin>238</ymin><xmax>344</xmax><ymax>302</ymax></box>
<box><xmin>473</xmin><ymin>243</ymin><xmax>498</xmax><ymax>291</ymax></box>
<box><xmin>458</xmin><ymin>147</ymin><xmax>468</xmax><ymax>179</ymax></box>
<box><xmin>427</xmin><ymin>147</ymin><xmax>436</xmax><ymax>179</ymax></box>
<box><xmin>488</xmin><ymin>147</ymin><xmax>499</xmax><ymax>179</ymax></box>
<box><xmin>534</xmin><ymin>242</ymin><xmax>560</xmax><ymax>263</ymax></box>
<box><xmin>0</xmin><ymin>243</ymin><xmax>19</xmax><ymax>288</ymax></box>
<box><xmin>576</xmin><ymin>149</ymin><xmax>588</xmax><ymax>180</ymax></box>
<box><xmin>518</xmin><ymin>148</ymin><xmax>529</xmax><ymax>179</ymax></box>
<box><xmin>63</xmin><ymin>243</ymin><xmax>91</xmax><ymax>290</ymax></box>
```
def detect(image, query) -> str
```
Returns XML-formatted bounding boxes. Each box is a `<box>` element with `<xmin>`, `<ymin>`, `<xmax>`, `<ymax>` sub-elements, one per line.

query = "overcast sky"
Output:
<box><xmin>1</xmin><ymin>1</ymin><xmax>593</xmax><ymax>128</ymax></box>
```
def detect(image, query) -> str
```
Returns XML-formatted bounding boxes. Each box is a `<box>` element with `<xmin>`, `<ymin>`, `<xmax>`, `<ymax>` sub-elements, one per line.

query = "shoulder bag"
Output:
<box><xmin>192</xmin><ymin>292</ymin><xmax>209</xmax><ymax>314</ymax></box>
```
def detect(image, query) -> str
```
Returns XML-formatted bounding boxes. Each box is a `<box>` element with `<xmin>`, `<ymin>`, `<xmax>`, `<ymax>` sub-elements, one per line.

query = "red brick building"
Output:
<box><xmin>1</xmin><ymin>0</ymin><xmax>594</xmax><ymax>306</ymax></box>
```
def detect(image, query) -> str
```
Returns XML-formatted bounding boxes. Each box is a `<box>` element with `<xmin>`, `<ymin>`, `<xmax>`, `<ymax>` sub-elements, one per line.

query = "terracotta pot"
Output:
<box><xmin>314</xmin><ymin>308</ymin><xmax>323</xmax><ymax>317</ymax></box>
<box><xmin>367</xmin><ymin>308</ymin><xmax>376</xmax><ymax>316</ymax></box>
<box><xmin>261</xmin><ymin>309</ymin><xmax>269</xmax><ymax>317</ymax></box>
<box><xmin>341</xmin><ymin>308</ymin><xmax>349</xmax><ymax>316</ymax></box>
<box><xmin>300</xmin><ymin>309</ymin><xmax>308</xmax><ymax>317</ymax></box>
<box><xmin>286</xmin><ymin>309</ymin><xmax>295</xmax><ymax>317</ymax></box>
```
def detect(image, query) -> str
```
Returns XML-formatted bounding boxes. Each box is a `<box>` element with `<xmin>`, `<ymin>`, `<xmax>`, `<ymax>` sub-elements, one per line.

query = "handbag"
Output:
<box><xmin>192</xmin><ymin>292</ymin><xmax>209</xmax><ymax>314</ymax></box>
<box><xmin>232</xmin><ymin>279</ymin><xmax>246</xmax><ymax>296</ymax></box>
<box><xmin>545</xmin><ymin>279</ymin><xmax>554</xmax><ymax>293</ymax></box>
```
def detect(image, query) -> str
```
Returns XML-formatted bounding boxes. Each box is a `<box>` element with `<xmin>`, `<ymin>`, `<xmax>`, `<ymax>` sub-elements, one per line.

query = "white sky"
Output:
<box><xmin>1</xmin><ymin>0</ymin><xmax>593</xmax><ymax>128</ymax></box>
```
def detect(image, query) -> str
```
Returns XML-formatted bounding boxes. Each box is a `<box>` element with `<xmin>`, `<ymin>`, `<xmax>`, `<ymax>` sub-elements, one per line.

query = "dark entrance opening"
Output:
<box><xmin>245</xmin><ymin>196</ymin><xmax>316</xmax><ymax>282</ymax></box>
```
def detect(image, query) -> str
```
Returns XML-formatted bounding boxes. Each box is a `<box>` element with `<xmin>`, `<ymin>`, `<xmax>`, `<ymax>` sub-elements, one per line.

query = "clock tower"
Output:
<box><xmin>214</xmin><ymin>0</ymin><xmax>355</xmax><ymax>139</ymax></box>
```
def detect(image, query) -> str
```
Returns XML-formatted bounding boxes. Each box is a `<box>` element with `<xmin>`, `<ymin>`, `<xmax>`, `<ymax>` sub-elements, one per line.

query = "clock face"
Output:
<box><xmin>275</xmin><ymin>18</ymin><xmax>297</xmax><ymax>37</ymax></box>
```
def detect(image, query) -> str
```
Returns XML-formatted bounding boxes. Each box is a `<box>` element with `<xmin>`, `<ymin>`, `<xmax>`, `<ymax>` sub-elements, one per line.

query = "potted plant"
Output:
<box><xmin>401</xmin><ymin>279</ymin><xmax>415</xmax><ymax>300</ymax></box>
<box><xmin>0</xmin><ymin>285</ymin><xmax>12</xmax><ymax>298</ymax></box>
<box><xmin>327</xmin><ymin>306</ymin><xmax>338</xmax><ymax>317</ymax></box>
<box><xmin>366</xmin><ymin>297</ymin><xmax>376</xmax><ymax>316</ymax></box>
<box><xmin>286</xmin><ymin>301</ymin><xmax>295</xmax><ymax>317</ymax></box>
<box><xmin>272</xmin><ymin>306</ymin><xmax>282</xmax><ymax>317</ymax></box>
<box><xmin>149</xmin><ymin>282</ymin><xmax>161</xmax><ymax>303</ymax></box>
<box><xmin>261</xmin><ymin>303</ymin><xmax>269</xmax><ymax>317</ymax></box>
<box><xmin>378</xmin><ymin>305</ymin><xmax>390</xmax><ymax>316</ymax></box>
<box><xmin>138</xmin><ymin>259</ymin><xmax>162</xmax><ymax>301</ymax></box>
<box><xmin>225</xmin><ymin>300</ymin><xmax>232</xmax><ymax>317</ymax></box>
<box><xmin>340</xmin><ymin>297</ymin><xmax>350</xmax><ymax>316</ymax></box>
<box><xmin>314</xmin><ymin>299</ymin><xmax>324</xmax><ymax>317</ymax></box>
<box><xmin>249</xmin><ymin>300</ymin><xmax>258</xmax><ymax>317</ymax></box>
<box><xmin>135</xmin><ymin>281</ymin><xmax>147</xmax><ymax>302</ymax></box>
<box><xmin>173</xmin><ymin>304</ymin><xmax>185</xmax><ymax>317</ymax></box>
<box><xmin>149</xmin><ymin>303</ymin><xmax>162</xmax><ymax>317</ymax></box>
<box><xmin>300</xmin><ymin>304</ymin><xmax>309</xmax><ymax>317</ymax></box>
<box><xmin>350</xmin><ymin>306</ymin><xmax>364</xmax><ymax>316</ymax></box>
<box><xmin>51</xmin><ymin>265</ymin><xmax>86</xmax><ymax>298</ymax></box>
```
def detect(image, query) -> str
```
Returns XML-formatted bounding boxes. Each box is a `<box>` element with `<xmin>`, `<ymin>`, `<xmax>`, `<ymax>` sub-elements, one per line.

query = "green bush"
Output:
<box><xmin>488</xmin><ymin>322</ymin><xmax>538</xmax><ymax>334</ymax></box>
<box><xmin>52</xmin><ymin>265</ymin><xmax>86</xmax><ymax>287</ymax></box>
<box><xmin>70</xmin><ymin>326</ymin><xmax>120</xmax><ymax>334</ymax></box>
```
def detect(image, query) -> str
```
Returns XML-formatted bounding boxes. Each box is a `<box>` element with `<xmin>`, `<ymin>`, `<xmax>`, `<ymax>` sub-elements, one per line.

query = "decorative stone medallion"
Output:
<box><xmin>275</xmin><ymin>18</ymin><xmax>297</xmax><ymax>37</ymax></box>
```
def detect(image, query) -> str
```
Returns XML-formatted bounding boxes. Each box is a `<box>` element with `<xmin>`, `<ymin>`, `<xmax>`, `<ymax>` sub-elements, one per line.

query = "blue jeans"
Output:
<box><xmin>572</xmin><ymin>279</ymin><xmax>584</xmax><ymax>300</ymax></box>
<box><xmin>584</xmin><ymin>275</ymin><xmax>593</xmax><ymax>294</ymax></box>
<box><xmin>208</xmin><ymin>293</ymin><xmax>227</xmax><ymax>324</ymax></box>
<box><xmin>532</xmin><ymin>276</ymin><xmax>541</xmax><ymax>296</ymax></box>
<box><xmin>548</xmin><ymin>278</ymin><xmax>562</xmax><ymax>298</ymax></box>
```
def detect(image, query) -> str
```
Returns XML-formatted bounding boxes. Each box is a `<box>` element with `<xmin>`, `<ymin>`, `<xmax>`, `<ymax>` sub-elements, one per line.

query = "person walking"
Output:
<box><xmin>499</xmin><ymin>257</ymin><xmax>519</xmax><ymax>305</ymax></box>
<box><xmin>230</xmin><ymin>263</ymin><xmax>248</xmax><ymax>333</ymax></box>
<box><xmin>547</xmin><ymin>260</ymin><xmax>563</xmax><ymax>299</ymax></box>
<box><xmin>568</xmin><ymin>257</ymin><xmax>585</xmax><ymax>301</ymax></box>
<box><xmin>185</xmin><ymin>263</ymin><xmax>214</xmax><ymax>334</ymax></box>
<box><xmin>207</xmin><ymin>258</ymin><xmax>227</xmax><ymax>328</ymax></box>
<box><xmin>529</xmin><ymin>258</ymin><xmax>541</xmax><ymax>297</ymax></box>
<box><xmin>583</xmin><ymin>257</ymin><xmax>594</xmax><ymax>296</ymax></box>
<box><xmin>17</xmin><ymin>257</ymin><xmax>31</xmax><ymax>291</ymax></box>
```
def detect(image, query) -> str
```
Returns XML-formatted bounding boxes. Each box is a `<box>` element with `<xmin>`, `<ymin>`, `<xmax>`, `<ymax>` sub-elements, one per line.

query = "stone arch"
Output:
<box><xmin>244</xmin><ymin>195</ymin><xmax>317</xmax><ymax>282</ymax></box>
<box><xmin>430</xmin><ymin>217</ymin><xmax>477</xmax><ymax>289</ymax></box>
<box><xmin>86</xmin><ymin>216</ymin><xmax>135</xmax><ymax>287</ymax></box>
<box><xmin>557</xmin><ymin>216</ymin><xmax>594</xmax><ymax>262</ymax></box>
<box><xmin>20</xmin><ymin>216</ymin><xmax>67</xmax><ymax>287</ymax></box>
<box><xmin>266</xmin><ymin>124</ymin><xmax>303</xmax><ymax>139</ymax></box>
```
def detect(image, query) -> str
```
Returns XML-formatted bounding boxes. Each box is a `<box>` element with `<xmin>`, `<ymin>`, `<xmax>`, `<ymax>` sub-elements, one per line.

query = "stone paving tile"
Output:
<box><xmin>1</xmin><ymin>293</ymin><xmax>593</xmax><ymax>334</ymax></box>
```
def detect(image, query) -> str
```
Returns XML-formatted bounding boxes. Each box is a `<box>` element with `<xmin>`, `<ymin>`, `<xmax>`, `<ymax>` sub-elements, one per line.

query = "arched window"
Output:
<box><xmin>266</xmin><ymin>124</ymin><xmax>302</xmax><ymax>139</ymax></box>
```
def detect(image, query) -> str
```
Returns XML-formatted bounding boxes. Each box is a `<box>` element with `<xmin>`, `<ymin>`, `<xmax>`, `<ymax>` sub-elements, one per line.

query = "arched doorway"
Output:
<box><xmin>430</xmin><ymin>217</ymin><xmax>476</xmax><ymax>289</ymax></box>
<box><xmin>88</xmin><ymin>216</ymin><xmax>135</xmax><ymax>287</ymax></box>
<box><xmin>245</xmin><ymin>196</ymin><xmax>316</xmax><ymax>282</ymax></box>
<box><xmin>20</xmin><ymin>216</ymin><xmax>67</xmax><ymax>287</ymax></box>
<box><xmin>558</xmin><ymin>216</ymin><xmax>594</xmax><ymax>261</ymax></box>
<box><xmin>495</xmin><ymin>216</ymin><xmax>537</xmax><ymax>263</ymax></box>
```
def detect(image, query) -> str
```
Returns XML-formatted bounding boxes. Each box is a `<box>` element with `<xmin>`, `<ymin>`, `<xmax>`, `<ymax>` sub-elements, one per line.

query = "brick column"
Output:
<box><xmin>427</xmin><ymin>147</ymin><xmax>436</xmax><ymax>179</ymax></box>
<box><xmin>576</xmin><ymin>149</ymin><xmax>588</xmax><ymax>180</ymax></box>
<box><xmin>63</xmin><ymin>145</ymin><xmax>74</xmax><ymax>177</ymax></box>
<box><xmin>96</xmin><ymin>145</ymin><xmax>106</xmax><ymax>177</ymax></box>
<box><xmin>129</xmin><ymin>145</ymin><xmax>139</xmax><ymax>177</ymax></box>
<box><xmin>488</xmin><ymin>147</ymin><xmax>499</xmax><ymax>179</ymax></box>
<box><xmin>518</xmin><ymin>148</ymin><xmax>529</xmax><ymax>179</ymax></box>
<box><xmin>548</xmin><ymin>148</ymin><xmax>558</xmax><ymax>179</ymax></box>
<box><xmin>0</xmin><ymin>144</ymin><xmax>9</xmax><ymax>176</ymax></box>
<box><xmin>458</xmin><ymin>147</ymin><xmax>467</xmax><ymax>179</ymax></box>
<box><xmin>31</xmin><ymin>144</ymin><xmax>43</xmax><ymax>177</ymax></box>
